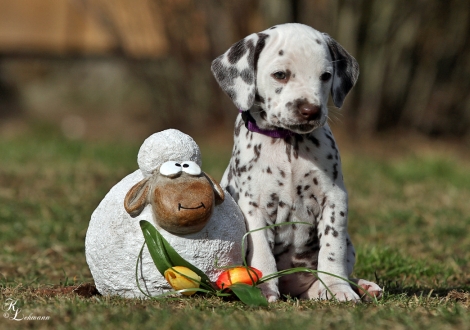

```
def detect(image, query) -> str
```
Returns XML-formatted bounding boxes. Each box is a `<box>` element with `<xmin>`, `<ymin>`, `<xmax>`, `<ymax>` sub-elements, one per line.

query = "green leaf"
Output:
<box><xmin>229</xmin><ymin>283</ymin><xmax>268</xmax><ymax>307</ymax></box>
<box><xmin>139</xmin><ymin>220</ymin><xmax>173</xmax><ymax>275</ymax></box>
<box><xmin>139</xmin><ymin>220</ymin><xmax>213</xmax><ymax>288</ymax></box>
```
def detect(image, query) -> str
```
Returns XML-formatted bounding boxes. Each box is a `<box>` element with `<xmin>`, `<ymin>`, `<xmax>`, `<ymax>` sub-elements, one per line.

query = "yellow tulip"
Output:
<box><xmin>164</xmin><ymin>266</ymin><xmax>201</xmax><ymax>296</ymax></box>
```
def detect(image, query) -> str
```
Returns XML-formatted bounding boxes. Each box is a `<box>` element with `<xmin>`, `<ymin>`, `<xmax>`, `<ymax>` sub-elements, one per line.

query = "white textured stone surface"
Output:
<box><xmin>85</xmin><ymin>130</ymin><xmax>246</xmax><ymax>298</ymax></box>
<box><xmin>137</xmin><ymin>129</ymin><xmax>202</xmax><ymax>177</ymax></box>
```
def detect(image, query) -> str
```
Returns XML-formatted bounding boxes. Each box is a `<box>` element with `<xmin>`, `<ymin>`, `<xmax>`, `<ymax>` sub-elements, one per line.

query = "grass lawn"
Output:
<box><xmin>1</xmin><ymin>124</ymin><xmax>469</xmax><ymax>329</ymax></box>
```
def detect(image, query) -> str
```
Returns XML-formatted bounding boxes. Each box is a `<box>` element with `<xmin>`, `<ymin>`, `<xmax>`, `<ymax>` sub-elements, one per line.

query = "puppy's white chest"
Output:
<box><xmin>229</xmin><ymin>126</ymin><xmax>334</xmax><ymax>225</ymax></box>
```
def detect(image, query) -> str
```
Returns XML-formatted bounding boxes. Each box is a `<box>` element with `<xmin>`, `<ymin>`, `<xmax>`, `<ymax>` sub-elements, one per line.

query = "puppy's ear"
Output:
<box><xmin>322</xmin><ymin>33</ymin><xmax>359</xmax><ymax>108</ymax></box>
<box><xmin>124</xmin><ymin>178</ymin><xmax>151</xmax><ymax>217</ymax></box>
<box><xmin>203</xmin><ymin>172</ymin><xmax>225</xmax><ymax>205</ymax></box>
<box><xmin>211</xmin><ymin>33</ymin><xmax>269</xmax><ymax>111</ymax></box>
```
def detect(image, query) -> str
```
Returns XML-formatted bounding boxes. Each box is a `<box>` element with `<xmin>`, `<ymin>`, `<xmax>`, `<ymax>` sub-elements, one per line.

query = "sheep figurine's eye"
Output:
<box><xmin>159</xmin><ymin>161</ymin><xmax>201</xmax><ymax>177</ymax></box>
<box><xmin>160</xmin><ymin>161</ymin><xmax>183</xmax><ymax>177</ymax></box>
<box><xmin>181</xmin><ymin>161</ymin><xmax>201</xmax><ymax>176</ymax></box>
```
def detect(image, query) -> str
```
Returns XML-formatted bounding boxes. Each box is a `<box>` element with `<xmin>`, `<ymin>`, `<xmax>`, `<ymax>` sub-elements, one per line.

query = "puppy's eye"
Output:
<box><xmin>181</xmin><ymin>161</ymin><xmax>201</xmax><ymax>176</ymax></box>
<box><xmin>272</xmin><ymin>71</ymin><xmax>287</xmax><ymax>80</ymax></box>
<box><xmin>160</xmin><ymin>161</ymin><xmax>182</xmax><ymax>177</ymax></box>
<box><xmin>320</xmin><ymin>72</ymin><xmax>332</xmax><ymax>82</ymax></box>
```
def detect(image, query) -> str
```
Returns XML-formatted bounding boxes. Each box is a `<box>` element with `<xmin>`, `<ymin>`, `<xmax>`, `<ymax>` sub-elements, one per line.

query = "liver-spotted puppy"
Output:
<box><xmin>211</xmin><ymin>23</ymin><xmax>382</xmax><ymax>302</ymax></box>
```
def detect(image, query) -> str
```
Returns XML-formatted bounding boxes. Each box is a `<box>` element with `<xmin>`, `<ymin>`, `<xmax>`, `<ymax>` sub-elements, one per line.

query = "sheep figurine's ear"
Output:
<box><xmin>322</xmin><ymin>33</ymin><xmax>359</xmax><ymax>108</ymax></box>
<box><xmin>203</xmin><ymin>172</ymin><xmax>225</xmax><ymax>205</ymax></box>
<box><xmin>124</xmin><ymin>177</ymin><xmax>151</xmax><ymax>217</ymax></box>
<box><xmin>211</xmin><ymin>32</ymin><xmax>269</xmax><ymax>111</ymax></box>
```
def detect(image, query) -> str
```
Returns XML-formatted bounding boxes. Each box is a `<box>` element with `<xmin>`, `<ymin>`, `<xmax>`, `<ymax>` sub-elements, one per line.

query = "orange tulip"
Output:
<box><xmin>164</xmin><ymin>266</ymin><xmax>201</xmax><ymax>296</ymax></box>
<box><xmin>216</xmin><ymin>266</ymin><xmax>262</xmax><ymax>289</ymax></box>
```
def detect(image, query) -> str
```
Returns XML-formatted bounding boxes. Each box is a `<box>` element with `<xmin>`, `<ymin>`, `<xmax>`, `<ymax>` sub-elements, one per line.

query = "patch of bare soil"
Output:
<box><xmin>446</xmin><ymin>290</ymin><xmax>470</xmax><ymax>307</ymax></box>
<box><xmin>35</xmin><ymin>283</ymin><xmax>99</xmax><ymax>298</ymax></box>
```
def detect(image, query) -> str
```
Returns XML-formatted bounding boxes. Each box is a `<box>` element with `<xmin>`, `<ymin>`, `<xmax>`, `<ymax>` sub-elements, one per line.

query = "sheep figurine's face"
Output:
<box><xmin>124</xmin><ymin>161</ymin><xmax>225</xmax><ymax>235</ymax></box>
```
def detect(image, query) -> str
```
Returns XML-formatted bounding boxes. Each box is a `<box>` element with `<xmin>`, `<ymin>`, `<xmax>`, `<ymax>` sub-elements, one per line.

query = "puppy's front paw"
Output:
<box><xmin>318</xmin><ymin>282</ymin><xmax>361</xmax><ymax>302</ymax></box>
<box><xmin>258</xmin><ymin>282</ymin><xmax>280</xmax><ymax>303</ymax></box>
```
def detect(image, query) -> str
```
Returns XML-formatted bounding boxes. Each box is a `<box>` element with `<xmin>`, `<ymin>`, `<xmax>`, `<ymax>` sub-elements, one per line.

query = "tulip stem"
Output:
<box><xmin>135</xmin><ymin>242</ymin><xmax>153</xmax><ymax>298</ymax></box>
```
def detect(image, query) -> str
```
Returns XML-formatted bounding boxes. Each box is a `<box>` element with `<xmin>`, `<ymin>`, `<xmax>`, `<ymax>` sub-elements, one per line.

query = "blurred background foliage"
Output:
<box><xmin>0</xmin><ymin>0</ymin><xmax>469</xmax><ymax>142</ymax></box>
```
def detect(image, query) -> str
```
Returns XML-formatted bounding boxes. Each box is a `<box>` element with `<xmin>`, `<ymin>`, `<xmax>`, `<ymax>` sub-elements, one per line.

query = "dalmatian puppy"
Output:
<box><xmin>211</xmin><ymin>23</ymin><xmax>382</xmax><ymax>302</ymax></box>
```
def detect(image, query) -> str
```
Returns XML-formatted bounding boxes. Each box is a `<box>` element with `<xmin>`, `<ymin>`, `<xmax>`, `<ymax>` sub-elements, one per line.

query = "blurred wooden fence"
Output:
<box><xmin>0</xmin><ymin>0</ymin><xmax>469</xmax><ymax>137</ymax></box>
<box><xmin>0</xmin><ymin>0</ymin><xmax>168</xmax><ymax>57</ymax></box>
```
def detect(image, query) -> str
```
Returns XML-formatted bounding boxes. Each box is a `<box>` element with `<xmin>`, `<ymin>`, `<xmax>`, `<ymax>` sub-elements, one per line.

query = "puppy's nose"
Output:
<box><xmin>298</xmin><ymin>103</ymin><xmax>321</xmax><ymax>121</ymax></box>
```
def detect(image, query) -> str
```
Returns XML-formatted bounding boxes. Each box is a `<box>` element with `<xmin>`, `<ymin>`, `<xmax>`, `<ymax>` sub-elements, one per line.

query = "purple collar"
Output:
<box><xmin>240</xmin><ymin>110</ymin><xmax>295</xmax><ymax>139</ymax></box>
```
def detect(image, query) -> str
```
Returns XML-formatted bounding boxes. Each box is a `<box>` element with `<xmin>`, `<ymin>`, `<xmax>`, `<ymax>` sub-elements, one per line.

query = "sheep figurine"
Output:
<box><xmin>85</xmin><ymin>129</ymin><xmax>246</xmax><ymax>298</ymax></box>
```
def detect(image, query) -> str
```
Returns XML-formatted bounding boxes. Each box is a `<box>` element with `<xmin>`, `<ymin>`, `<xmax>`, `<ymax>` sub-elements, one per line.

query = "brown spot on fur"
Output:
<box><xmin>234</xmin><ymin>119</ymin><xmax>244</xmax><ymax>137</ymax></box>
<box><xmin>249</xmin><ymin>201</ymin><xmax>259</xmax><ymax>208</ymax></box>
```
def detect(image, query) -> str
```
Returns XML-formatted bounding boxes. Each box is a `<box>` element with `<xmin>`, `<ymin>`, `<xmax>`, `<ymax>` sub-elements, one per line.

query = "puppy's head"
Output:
<box><xmin>211</xmin><ymin>23</ymin><xmax>359</xmax><ymax>134</ymax></box>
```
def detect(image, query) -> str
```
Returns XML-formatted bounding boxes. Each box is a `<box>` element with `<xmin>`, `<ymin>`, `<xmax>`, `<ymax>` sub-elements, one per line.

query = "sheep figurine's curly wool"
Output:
<box><xmin>85</xmin><ymin>129</ymin><xmax>246</xmax><ymax>298</ymax></box>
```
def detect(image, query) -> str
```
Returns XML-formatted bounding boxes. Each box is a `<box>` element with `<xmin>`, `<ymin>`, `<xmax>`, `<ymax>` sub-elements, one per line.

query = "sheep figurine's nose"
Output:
<box><xmin>151</xmin><ymin>174</ymin><xmax>217</xmax><ymax>235</ymax></box>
